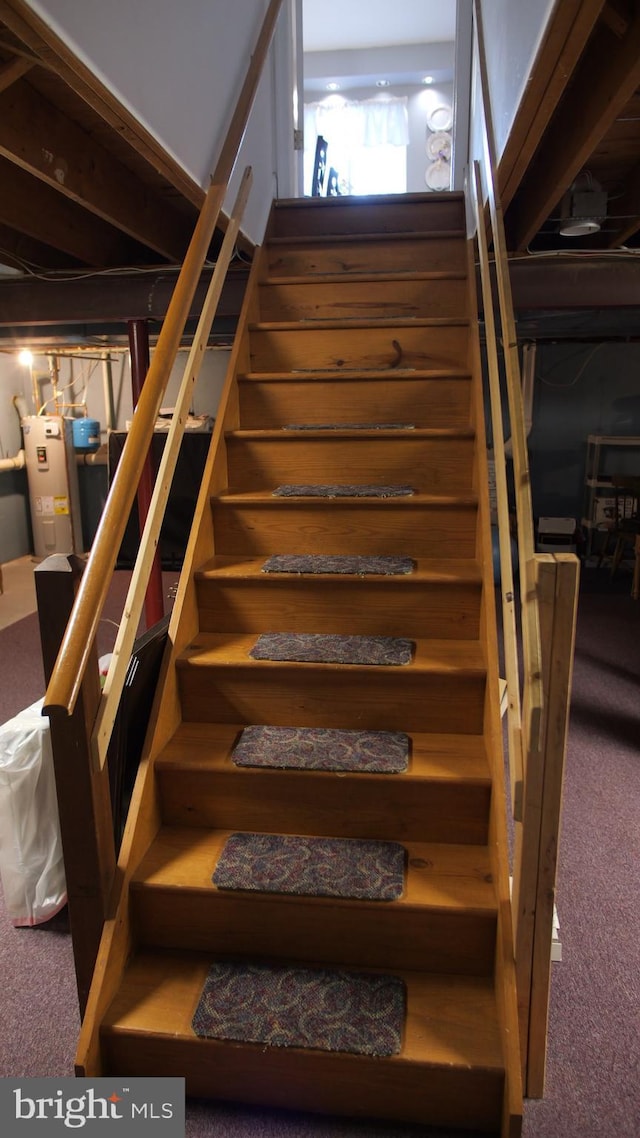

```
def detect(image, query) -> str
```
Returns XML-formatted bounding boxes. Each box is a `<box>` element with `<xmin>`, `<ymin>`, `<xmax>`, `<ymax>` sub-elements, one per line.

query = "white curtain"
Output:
<box><xmin>304</xmin><ymin>95</ymin><xmax>409</xmax><ymax>197</ymax></box>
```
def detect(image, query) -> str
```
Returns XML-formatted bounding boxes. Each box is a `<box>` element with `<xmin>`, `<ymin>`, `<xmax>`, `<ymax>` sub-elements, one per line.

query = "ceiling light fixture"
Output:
<box><xmin>18</xmin><ymin>349</ymin><xmax>33</xmax><ymax>368</ymax></box>
<box><xmin>559</xmin><ymin>173</ymin><xmax>607</xmax><ymax>237</ymax></box>
<box><xmin>326</xmin><ymin>81</ymin><xmax>340</xmax><ymax>91</ymax></box>
<box><xmin>376</xmin><ymin>79</ymin><xmax>391</xmax><ymax>87</ymax></box>
<box><xmin>422</xmin><ymin>76</ymin><xmax>434</xmax><ymax>85</ymax></box>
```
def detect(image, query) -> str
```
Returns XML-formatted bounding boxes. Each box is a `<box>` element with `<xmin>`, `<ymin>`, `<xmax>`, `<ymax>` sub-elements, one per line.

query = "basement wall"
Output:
<box><xmin>0</xmin><ymin>346</ymin><xmax>232</xmax><ymax>563</ymax></box>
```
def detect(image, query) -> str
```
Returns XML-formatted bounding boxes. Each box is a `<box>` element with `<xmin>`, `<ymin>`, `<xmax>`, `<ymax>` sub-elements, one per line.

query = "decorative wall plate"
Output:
<box><xmin>427</xmin><ymin>104</ymin><xmax>453</xmax><ymax>132</ymax></box>
<box><xmin>425</xmin><ymin>160</ymin><xmax>451</xmax><ymax>192</ymax></box>
<box><xmin>426</xmin><ymin>131</ymin><xmax>452</xmax><ymax>161</ymax></box>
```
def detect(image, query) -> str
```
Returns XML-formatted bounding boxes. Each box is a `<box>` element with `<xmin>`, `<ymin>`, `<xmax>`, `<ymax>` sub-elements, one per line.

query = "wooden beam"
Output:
<box><xmin>0</xmin><ymin>264</ymin><xmax>249</xmax><ymax>326</ymax></box>
<box><xmin>0</xmin><ymin>52</ymin><xmax>31</xmax><ymax>91</ymax></box>
<box><xmin>601</xmin><ymin>0</ymin><xmax>629</xmax><ymax>38</ymax></box>
<box><xmin>606</xmin><ymin>160</ymin><xmax>640</xmax><ymax>246</ymax></box>
<box><xmin>498</xmin><ymin>0</ymin><xmax>605</xmax><ymax>213</ymax></box>
<box><xmin>0</xmin><ymin>154</ymin><xmax>143</xmax><ymax>265</ymax></box>
<box><xmin>526</xmin><ymin>554</ymin><xmax>579</xmax><ymax>1098</ymax></box>
<box><xmin>0</xmin><ymin>0</ymin><xmax>205</xmax><ymax>210</ymax></box>
<box><xmin>508</xmin><ymin>8</ymin><xmax>640</xmax><ymax>250</ymax></box>
<box><xmin>0</xmin><ymin>78</ymin><xmax>193</xmax><ymax>260</ymax></box>
<box><xmin>0</xmin><ymin>218</ymin><xmax>79</xmax><ymax>270</ymax></box>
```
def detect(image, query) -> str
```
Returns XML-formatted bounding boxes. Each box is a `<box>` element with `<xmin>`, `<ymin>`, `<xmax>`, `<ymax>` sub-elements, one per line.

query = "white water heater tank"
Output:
<box><xmin>22</xmin><ymin>416</ymin><xmax>83</xmax><ymax>558</ymax></box>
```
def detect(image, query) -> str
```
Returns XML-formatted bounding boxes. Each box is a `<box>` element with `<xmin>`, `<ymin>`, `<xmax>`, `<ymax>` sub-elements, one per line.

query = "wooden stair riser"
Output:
<box><xmin>248</xmin><ymin>324</ymin><xmax>470</xmax><ymax>374</ymax></box>
<box><xmin>211</xmin><ymin>500</ymin><xmax>478</xmax><ymax>558</ymax></box>
<box><xmin>101</xmin><ymin>953</ymin><xmax>504</xmax><ymax>1131</ymax></box>
<box><xmin>237</xmin><ymin>375</ymin><xmax>472</xmax><ymax>430</ymax></box>
<box><xmin>157</xmin><ymin>766</ymin><xmax>490</xmax><ymax>845</ymax></box>
<box><xmin>132</xmin><ymin>893</ymin><xmax>497</xmax><ymax>976</ymax></box>
<box><xmin>258</xmin><ymin>277</ymin><xmax>468</xmax><ymax>322</ymax></box>
<box><xmin>269</xmin><ymin>195</ymin><xmax>465</xmax><ymax>238</ymax></box>
<box><xmin>156</xmin><ymin>725</ymin><xmax>492</xmax><ymax>846</ymax></box>
<box><xmin>266</xmin><ymin>235</ymin><xmax>467</xmax><ymax>277</ymax></box>
<box><xmin>176</xmin><ymin>663</ymin><xmax>486</xmax><ymax>735</ymax></box>
<box><xmin>102</xmin><ymin>1030</ymin><xmax>504</xmax><ymax>1132</ymax></box>
<box><xmin>195</xmin><ymin>574</ymin><xmax>481</xmax><ymax>640</ymax></box>
<box><xmin>225</xmin><ymin>434</ymin><xmax>475</xmax><ymax>494</ymax></box>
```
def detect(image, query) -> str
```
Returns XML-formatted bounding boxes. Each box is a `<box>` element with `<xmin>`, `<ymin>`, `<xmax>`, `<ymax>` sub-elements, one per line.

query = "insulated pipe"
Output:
<box><xmin>127</xmin><ymin>318</ymin><xmax>164</xmax><ymax>628</ymax></box>
<box><xmin>0</xmin><ymin>449</ymin><xmax>25</xmax><ymax>472</ymax></box>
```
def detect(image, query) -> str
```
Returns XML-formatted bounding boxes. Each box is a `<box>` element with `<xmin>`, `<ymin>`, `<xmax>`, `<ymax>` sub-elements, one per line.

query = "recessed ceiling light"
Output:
<box><xmin>376</xmin><ymin>79</ymin><xmax>391</xmax><ymax>88</ymax></box>
<box><xmin>326</xmin><ymin>81</ymin><xmax>340</xmax><ymax>91</ymax></box>
<box><xmin>422</xmin><ymin>76</ymin><xmax>434</xmax><ymax>85</ymax></box>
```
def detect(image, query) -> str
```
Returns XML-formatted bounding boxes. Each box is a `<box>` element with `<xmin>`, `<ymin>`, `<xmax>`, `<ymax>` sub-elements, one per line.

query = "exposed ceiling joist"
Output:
<box><xmin>0</xmin><ymin>0</ymin><xmax>205</xmax><ymax>210</ymax></box>
<box><xmin>0</xmin><ymin>78</ymin><xmax>194</xmax><ymax>261</ymax></box>
<box><xmin>507</xmin><ymin>8</ymin><xmax>640</xmax><ymax>250</ymax></box>
<box><xmin>606</xmin><ymin>160</ymin><xmax>640</xmax><ymax>246</ymax></box>
<box><xmin>0</xmin><ymin>218</ymin><xmax>78</xmax><ymax>270</ymax></box>
<box><xmin>0</xmin><ymin>51</ymin><xmax>30</xmax><ymax>90</ymax></box>
<box><xmin>498</xmin><ymin>0</ymin><xmax>605</xmax><ymax>213</ymax></box>
<box><xmin>0</xmin><ymin>156</ymin><xmax>146</xmax><ymax>265</ymax></box>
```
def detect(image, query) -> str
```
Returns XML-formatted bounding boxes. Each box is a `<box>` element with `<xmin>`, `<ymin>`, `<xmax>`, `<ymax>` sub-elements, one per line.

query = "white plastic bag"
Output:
<box><xmin>0</xmin><ymin>699</ymin><xmax>67</xmax><ymax>926</ymax></box>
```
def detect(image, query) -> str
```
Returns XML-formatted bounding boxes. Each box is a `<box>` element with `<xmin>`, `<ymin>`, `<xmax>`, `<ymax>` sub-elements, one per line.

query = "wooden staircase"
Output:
<box><xmin>78</xmin><ymin>191</ymin><xmax>522</xmax><ymax>1136</ymax></box>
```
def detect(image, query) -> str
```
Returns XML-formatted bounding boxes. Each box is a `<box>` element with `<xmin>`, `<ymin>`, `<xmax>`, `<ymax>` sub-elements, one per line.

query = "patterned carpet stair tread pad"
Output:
<box><xmin>231</xmin><ymin>725</ymin><xmax>410</xmax><ymax>773</ymax></box>
<box><xmin>272</xmin><ymin>483</ymin><xmax>414</xmax><ymax>498</ymax></box>
<box><xmin>249</xmin><ymin>632</ymin><xmax>413</xmax><ymax>666</ymax></box>
<box><xmin>192</xmin><ymin>961</ymin><xmax>405</xmax><ymax>1056</ymax></box>
<box><xmin>261</xmin><ymin>554</ymin><xmax>415</xmax><ymax>576</ymax></box>
<box><xmin>283</xmin><ymin>423</ymin><xmax>416</xmax><ymax>430</ymax></box>
<box><xmin>213</xmin><ymin>832</ymin><xmax>406</xmax><ymax>901</ymax></box>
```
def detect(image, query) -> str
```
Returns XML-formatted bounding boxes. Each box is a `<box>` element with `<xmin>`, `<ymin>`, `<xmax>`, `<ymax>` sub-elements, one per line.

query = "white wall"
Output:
<box><xmin>26</xmin><ymin>0</ymin><xmax>296</xmax><ymax>241</ymax></box>
<box><xmin>476</xmin><ymin>0</ymin><xmax>555</xmax><ymax>161</ymax></box>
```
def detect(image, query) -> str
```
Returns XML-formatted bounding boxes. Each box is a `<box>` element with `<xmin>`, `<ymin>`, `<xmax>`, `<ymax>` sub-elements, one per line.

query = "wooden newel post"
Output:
<box><xmin>35</xmin><ymin>554</ymin><xmax>116</xmax><ymax>1016</ymax></box>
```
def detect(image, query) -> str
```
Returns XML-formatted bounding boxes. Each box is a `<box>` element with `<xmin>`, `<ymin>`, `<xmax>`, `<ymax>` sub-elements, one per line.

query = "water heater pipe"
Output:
<box><xmin>0</xmin><ymin>449</ymin><xmax>25</xmax><ymax>471</ymax></box>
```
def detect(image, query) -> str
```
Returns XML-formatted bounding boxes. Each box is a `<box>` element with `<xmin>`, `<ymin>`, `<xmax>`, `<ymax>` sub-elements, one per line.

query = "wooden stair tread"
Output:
<box><xmin>224</xmin><ymin>427</ymin><xmax>475</xmax><ymax>441</ymax></box>
<box><xmin>157</xmin><ymin>723</ymin><xmax>491</xmax><ymax>785</ymax></box>
<box><xmin>264</xmin><ymin>270</ymin><xmax>468</xmax><ymax>285</ymax></box>
<box><xmin>131</xmin><ymin>826</ymin><xmax>496</xmax><ymax>914</ymax></box>
<box><xmin>177</xmin><ymin>632</ymin><xmax>485</xmax><ymax>673</ymax></box>
<box><xmin>273</xmin><ymin>191</ymin><xmax>464</xmax><ymax>209</ymax></box>
<box><xmin>102</xmin><ymin>948</ymin><xmax>504</xmax><ymax>1072</ymax></box>
<box><xmin>249</xmin><ymin>317</ymin><xmax>470</xmax><ymax>331</ymax></box>
<box><xmin>266</xmin><ymin>229</ymin><xmax>466</xmax><ymax>247</ymax></box>
<box><xmin>194</xmin><ymin>554</ymin><xmax>482</xmax><ymax>584</ymax></box>
<box><xmin>239</xmin><ymin>367</ymin><xmax>471</xmax><ymax>381</ymax></box>
<box><xmin>214</xmin><ymin>488</ymin><xmax>478</xmax><ymax>507</ymax></box>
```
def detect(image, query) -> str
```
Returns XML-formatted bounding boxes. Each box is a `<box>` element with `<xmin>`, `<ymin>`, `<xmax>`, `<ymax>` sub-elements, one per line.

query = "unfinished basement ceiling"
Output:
<box><xmin>0</xmin><ymin>0</ymin><xmax>639</xmax><ymax>344</ymax></box>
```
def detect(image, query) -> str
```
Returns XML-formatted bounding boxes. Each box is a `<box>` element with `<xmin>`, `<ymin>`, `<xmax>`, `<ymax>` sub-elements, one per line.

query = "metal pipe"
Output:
<box><xmin>127</xmin><ymin>318</ymin><xmax>164</xmax><ymax>628</ymax></box>
<box><xmin>101</xmin><ymin>351</ymin><xmax>116</xmax><ymax>431</ymax></box>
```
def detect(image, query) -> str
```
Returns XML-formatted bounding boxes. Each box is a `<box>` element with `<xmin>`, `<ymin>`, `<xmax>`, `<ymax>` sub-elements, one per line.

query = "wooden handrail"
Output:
<box><xmin>92</xmin><ymin>168</ymin><xmax>253</xmax><ymax>771</ymax></box>
<box><xmin>43</xmin><ymin>0</ymin><xmax>283</xmax><ymax>718</ymax></box>
<box><xmin>470</xmin><ymin>160</ymin><xmax>524</xmax><ymax>819</ymax></box>
<box><xmin>472</xmin><ymin>0</ymin><xmax>544</xmax><ymax>759</ymax></box>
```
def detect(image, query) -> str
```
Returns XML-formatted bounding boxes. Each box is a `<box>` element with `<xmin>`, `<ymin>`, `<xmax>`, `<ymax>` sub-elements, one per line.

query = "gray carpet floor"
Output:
<box><xmin>0</xmin><ymin>569</ymin><xmax>638</xmax><ymax>1137</ymax></box>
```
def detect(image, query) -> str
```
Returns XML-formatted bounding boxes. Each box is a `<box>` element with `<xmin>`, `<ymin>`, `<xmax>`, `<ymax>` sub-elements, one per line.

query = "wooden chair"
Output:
<box><xmin>311</xmin><ymin>135</ymin><xmax>327</xmax><ymax>197</ymax></box>
<box><xmin>598</xmin><ymin>476</ymin><xmax>640</xmax><ymax>597</ymax></box>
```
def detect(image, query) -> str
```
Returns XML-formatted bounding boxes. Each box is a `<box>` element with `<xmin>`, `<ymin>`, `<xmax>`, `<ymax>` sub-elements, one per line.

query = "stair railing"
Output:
<box><xmin>470</xmin><ymin>0</ymin><xmax>580</xmax><ymax>1099</ymax></box>
<box><xmin>40</xmin><ymin>0</ymin><xmax>283</xmax><ymax>1013</ymax></box>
